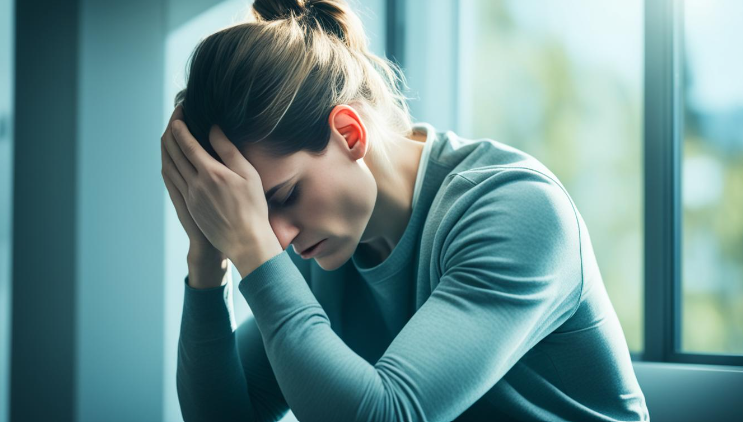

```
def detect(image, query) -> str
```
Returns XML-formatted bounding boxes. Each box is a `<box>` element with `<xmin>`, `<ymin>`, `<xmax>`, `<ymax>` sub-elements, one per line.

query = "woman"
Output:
<box><xmin>160</xmin><ymin>0</ymin><xmax>650</xmax><ymax>421</ymax></box>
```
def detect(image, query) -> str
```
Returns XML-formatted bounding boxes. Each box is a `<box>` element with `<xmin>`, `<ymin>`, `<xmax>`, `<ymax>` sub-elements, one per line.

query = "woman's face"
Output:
<box><xmin>243</xmin><ymin>128</ymin><xmax>378</xmax><ymax>271</ymax></box>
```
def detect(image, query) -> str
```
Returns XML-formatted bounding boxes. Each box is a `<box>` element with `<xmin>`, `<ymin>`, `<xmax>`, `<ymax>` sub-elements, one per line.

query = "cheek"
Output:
<box><xmin>310</xmin><ymin>175</ymin><xmax>368</xmax><ymax>226</ymax></box>
<box><xmin>340</xmin><ymin>175</ymin><xmax>373</xmax><ymax>219</ymax></box>
<box><xmin>308</xmin><ymin>156</ymin><xmax>376</xmax><ymax>236</ymax></box>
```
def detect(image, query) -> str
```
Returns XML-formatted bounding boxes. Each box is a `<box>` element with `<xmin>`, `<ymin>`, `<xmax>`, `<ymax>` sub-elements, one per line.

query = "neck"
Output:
<box><xmin>357</xmin><ymin>128</ymin><xmax>426</xmax><ymax>264</ymax></box>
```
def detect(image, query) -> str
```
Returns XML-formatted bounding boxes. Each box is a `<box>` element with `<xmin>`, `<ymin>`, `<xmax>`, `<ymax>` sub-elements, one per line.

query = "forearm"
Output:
<box><xmin>177</xmin><ymin>266</ymin><xmax>256</xmax><ymax>421</ymax></box>
<box><xmin>237</xmin><ymin>251</ymin><xmax>383</xmax><ymax>422</ymax></box>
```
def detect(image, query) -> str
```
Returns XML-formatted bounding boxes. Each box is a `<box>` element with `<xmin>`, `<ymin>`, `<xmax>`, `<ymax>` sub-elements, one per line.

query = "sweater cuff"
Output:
<box><xmin>237</xmin><ymin>250</ymin><xmax>328</xmax><ymax>333</ymax></box>
<box><xmin>180</xmin><ymin>275</ymin><xmax>237</xmax><ymax>342</ymax></box>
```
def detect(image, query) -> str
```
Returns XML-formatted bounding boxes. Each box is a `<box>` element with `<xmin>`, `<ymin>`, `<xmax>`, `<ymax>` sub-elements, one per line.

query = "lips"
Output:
<box><xmin>298</xmin><ymin>239</ymin><xmax>328</xmax><ymax>259</ymax></box>
<box><xmin>300</xmin><ymin>240</ymin><xmax>323</xmax><ymax>255</ymax></box>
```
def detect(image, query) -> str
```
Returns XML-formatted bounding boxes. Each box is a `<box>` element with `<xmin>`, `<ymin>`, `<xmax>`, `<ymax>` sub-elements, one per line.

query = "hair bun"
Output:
<box><xmin>252</xmin><ymin>0</ymin><xmax>367</xmax><ymax>51</ymax></box>
<box><xmin>252</xmin><ymin>0</ymin><xmax>305</xmax><ymax>22</ymax></box>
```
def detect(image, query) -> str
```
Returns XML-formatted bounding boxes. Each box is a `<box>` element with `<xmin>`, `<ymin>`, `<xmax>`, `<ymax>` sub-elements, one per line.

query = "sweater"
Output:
<box><xmin>176</xmin><ymin>122</ymin><xmax>650</xmax><ymax>422</ymax></box>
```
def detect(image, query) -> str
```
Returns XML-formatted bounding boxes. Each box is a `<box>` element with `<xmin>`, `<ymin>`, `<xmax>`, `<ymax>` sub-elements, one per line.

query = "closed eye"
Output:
<box><xmin>272</xmin><ymin>182</ymin><xmax>300</xmax><ymax>209</ymax></box>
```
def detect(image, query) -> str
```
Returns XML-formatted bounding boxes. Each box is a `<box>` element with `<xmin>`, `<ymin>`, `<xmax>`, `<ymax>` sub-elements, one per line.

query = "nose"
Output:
<box><xmin>268</xmin><ymin>213</ymin><xmax>300</xmax><ymax>251</ymax></box>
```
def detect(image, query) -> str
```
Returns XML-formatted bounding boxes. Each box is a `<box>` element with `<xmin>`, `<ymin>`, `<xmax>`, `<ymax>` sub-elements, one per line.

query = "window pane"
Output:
<box><xmin>460</xmin><ymin>0</ymin><xmax>644</xmax><ymax>352</ymax></box>
<box><xmin>681</xmin><ymin>0</ymin><xmax>743</xmax><ymax>355</ymax></box>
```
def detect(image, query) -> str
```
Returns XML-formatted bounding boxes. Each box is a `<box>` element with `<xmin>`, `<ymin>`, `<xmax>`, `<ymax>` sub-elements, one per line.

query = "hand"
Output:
<box><xmin>161</xmin><ymin>105</ymin><xmax>223</xmax><ymax>260</ymax></box>
<box><xmin>161</xmin><ymin>110</ymin><xmax>283</xmax><ymax>277</ymax></box>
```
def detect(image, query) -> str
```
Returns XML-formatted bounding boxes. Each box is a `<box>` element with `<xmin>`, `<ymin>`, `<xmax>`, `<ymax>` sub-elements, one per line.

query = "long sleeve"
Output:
<box><xmin>177</xmin><ymin>273</ymin><xmax>290</xmax><ymax>422</ymax></box>
<box><xmin>237</xmin><ymin>172</ymin><xmax>584</xmax><ymax>422</ymax></box>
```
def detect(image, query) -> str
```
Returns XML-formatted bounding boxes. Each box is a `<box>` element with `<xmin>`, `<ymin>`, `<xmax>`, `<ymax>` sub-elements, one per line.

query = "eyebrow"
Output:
<box><xmin>265</xmin><ymin>177</ymin><xmax>294</xmax><ymax>202</ymax></box>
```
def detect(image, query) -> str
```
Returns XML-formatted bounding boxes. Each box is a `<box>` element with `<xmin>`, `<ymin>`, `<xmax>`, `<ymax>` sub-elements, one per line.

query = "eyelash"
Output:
<box><xmin>277</xmin><ymin>183</ymin><xmax>300</xmax><ymax>208</ymax></box>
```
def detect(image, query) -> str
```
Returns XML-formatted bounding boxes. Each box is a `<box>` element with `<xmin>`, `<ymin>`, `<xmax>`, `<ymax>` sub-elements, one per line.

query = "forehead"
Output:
<box><xmin>241</xmin><ymin>144</ymin><xmax>312</xmax><ymax>190</ymax></box>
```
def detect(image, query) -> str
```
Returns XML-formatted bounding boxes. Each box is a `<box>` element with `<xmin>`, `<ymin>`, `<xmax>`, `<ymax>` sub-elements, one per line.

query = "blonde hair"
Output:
<box><xmin>174</xmin><ymin>0</ymin><xmax>413</xmax><ymax>174</ymax></box>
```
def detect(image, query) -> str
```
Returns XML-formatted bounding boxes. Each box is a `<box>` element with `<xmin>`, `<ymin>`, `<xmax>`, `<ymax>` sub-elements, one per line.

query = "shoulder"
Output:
<box><xmin>456</xmin><ymin>164</ymin><xmax>578</xmax><ymax>226</ymax></box>
<box><xmin>424</xmin><ymin>166</ymin><xmax>584</xmax><ymax>320</ymax></box>
<box><xmin>434</xmin><ymin>164</ymin><xmax>579</xmax><ymax>231</ymax></box>
<box><xmin>430</xmin><ymin>165</ymin><xmax>582</xmax><ymax>280</ymax></box>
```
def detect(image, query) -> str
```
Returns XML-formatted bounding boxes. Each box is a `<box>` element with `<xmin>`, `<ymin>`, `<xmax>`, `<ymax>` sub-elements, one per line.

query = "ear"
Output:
<box><xmin>328</xmin><ymin>104</ymin><xmax>367</xmax><ymax>160</ymax></box>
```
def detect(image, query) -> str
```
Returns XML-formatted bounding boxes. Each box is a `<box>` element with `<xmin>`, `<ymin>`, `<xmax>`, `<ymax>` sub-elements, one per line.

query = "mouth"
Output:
<box><xmin>300</xmin><ymin>239</ymin><xmax>327</xmax><ymax>258</ymax></box>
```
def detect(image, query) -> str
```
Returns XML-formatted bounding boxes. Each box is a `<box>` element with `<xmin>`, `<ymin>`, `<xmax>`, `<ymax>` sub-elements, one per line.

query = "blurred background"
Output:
<box><xmin>0</xmin><ymin>0</ymin><xmax>741</xmax><ymax>421</ymax></box>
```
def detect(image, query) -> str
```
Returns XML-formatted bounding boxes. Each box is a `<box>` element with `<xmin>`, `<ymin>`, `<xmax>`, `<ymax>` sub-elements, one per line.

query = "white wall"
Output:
<box><xmin>76</xmin><ymin>0</ymin><xmax>166</xmax><ymax>420</ymax></box>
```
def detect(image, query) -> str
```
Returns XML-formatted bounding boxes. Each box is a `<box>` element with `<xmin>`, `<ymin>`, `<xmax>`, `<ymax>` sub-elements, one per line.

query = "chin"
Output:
<box><xmin>314</xmin><ymin>242</ymin><xmax>353</xmax><ymax>272</ymax></box>
<box><xmin>314</xmin><ymin>254</ymin><xmax>346</xmax><ymax>272</ymax></box>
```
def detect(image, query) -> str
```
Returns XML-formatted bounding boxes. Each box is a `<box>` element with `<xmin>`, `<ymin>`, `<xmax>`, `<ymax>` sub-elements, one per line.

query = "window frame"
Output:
<box><xmin>644</xmin><ymin>0</ymin><xmax>743</xmax><ymax>367</ymax></box>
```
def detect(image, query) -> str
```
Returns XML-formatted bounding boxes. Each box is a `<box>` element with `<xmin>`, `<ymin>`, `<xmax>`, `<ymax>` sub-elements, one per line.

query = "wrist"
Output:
<box><xmin>187</xmin><ymin>258</ymin><xmax>230</xmax><ymax>289</ymax></box>
<box><xmin>187</xmin><ymin>245</ymin><xmax>226</xmax><ymax>264</ymax></box>
<box><xmin>232</xmin><ymin>235</ymin><xmax>283</xmax><ymax>280</ymax></box>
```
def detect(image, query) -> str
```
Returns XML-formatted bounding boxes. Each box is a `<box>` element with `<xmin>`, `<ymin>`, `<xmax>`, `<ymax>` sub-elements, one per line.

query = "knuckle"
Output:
<box><xmin>207</xmin><ymin>168</ymin><xmax>220</xmax><ymax>180</ymax></box>
<box><xmin>209</xmin><ymin>167</ymin><xmax>227</xmax><ymax>183</ymax></box>
<box><xmin>183</xmin><ymin>142</ymin><xmax>197</xmax><ymax>157</ymax></box>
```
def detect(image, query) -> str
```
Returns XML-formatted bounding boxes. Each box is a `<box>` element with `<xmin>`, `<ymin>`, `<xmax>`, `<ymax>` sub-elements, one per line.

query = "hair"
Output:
<box><xmin>174</xmin><ymin>0</ymin><xmax>414</xmax><ymax>174</ymax></box>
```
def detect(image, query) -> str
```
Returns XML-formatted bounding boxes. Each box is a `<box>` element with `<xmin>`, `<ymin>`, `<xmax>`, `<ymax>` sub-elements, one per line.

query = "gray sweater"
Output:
<box><xmin>176</xmin><ymin>122</ymin><xmax>650</xmax><ymax>421</ymax></box>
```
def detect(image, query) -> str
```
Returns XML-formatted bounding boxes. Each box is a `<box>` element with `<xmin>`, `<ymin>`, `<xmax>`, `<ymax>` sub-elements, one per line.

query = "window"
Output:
<box><xmin>681</xmin><ymin>0</ymin><xmax>743</xmax><ymax>355</ymax></box>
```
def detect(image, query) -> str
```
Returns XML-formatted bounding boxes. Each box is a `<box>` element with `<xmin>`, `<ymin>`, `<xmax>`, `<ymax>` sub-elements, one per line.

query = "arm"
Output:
<box><xmin>235</xmin><ymin>310</ymin><xmax>291</xmax><ymax>421</ymax></box>
<box><xmin>177</xmin><ymin>268</ymin><xmax>290</xmax><ymax>422</ymax></box>
<box><xmin>237</xmin><ymin>173</ymin><xmax>583</xmax><ymax>422</ymax></box>
<box><xmin>163</xmin><ymin>105</ymin><xmax>290</xmax><ymax>420</ymax></box>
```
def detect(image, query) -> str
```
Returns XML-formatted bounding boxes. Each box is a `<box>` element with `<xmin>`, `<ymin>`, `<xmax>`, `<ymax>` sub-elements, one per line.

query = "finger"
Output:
<box><xmin>162</xmin><ymin>166</ymin><xmax>185</xmax><ymax>212</ymax></box>
<box><xmin>161</xmin><ymin>138</ymin><xmax>188</xmax><ymax>196</ymax></box>
<box><xmin>164</xmin><ymin>119</ymin><xmax>198</xmax><ymax>183</ymax></box>
<box><xmin>209</xmin><ymin>125</ymin><xmax>258</xmax><ymax>180</ymax></box>
<box><xmin>160</xmin><ymin>104</ymin><xmax>186</xmax><ymax>179</ymax></box>
<box><xmin>172</xmin><ymin>119</ymin><xmax>222</xmax><ymax>174</ymax></box>
<box><xmin>161</xmin><ymin>104</ymin><xmax>184</xmax><ymax>139</ymax></box>
<box><xmin>162</xmin><ymin>165</ymin><xmax>201</xmax><ymax>237</ymax></box>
